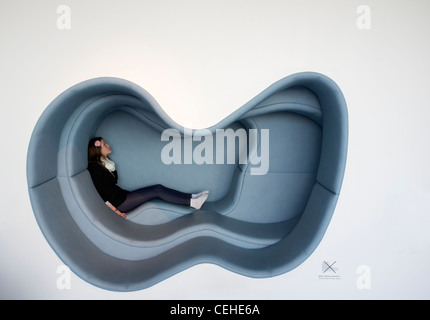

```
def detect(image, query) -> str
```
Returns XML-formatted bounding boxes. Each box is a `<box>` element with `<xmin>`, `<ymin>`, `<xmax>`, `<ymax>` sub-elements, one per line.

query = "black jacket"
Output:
<box><xmin>88</xmin><ymin>162</ymin><xmax>128</xmax><ymax>207</ymax></box>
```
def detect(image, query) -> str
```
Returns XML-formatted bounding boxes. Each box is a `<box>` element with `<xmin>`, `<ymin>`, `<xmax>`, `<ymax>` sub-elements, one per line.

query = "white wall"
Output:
<box><xmin>1</xmin><ymin>0</ymin><xmax>429</xmax><ymax>299</ymax></box>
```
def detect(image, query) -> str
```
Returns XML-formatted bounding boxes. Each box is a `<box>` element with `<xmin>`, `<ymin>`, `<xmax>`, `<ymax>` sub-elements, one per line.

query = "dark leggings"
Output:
<box><xmin>116</xmin><ymin>184</ymin><xmax>191</xmax><ymax>213</ymax></box>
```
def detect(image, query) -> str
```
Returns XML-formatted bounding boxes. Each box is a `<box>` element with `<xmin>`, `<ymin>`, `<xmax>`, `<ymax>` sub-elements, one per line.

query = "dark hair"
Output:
<box><xmin>88</xmin><ymin>137</ymin><xmax>104</xmax><ymax>165</ymax></box>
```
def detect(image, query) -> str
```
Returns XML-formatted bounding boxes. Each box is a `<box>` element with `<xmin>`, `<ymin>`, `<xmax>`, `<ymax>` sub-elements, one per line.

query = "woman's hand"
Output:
<box><xmin>116</xmin><ymin>210</ymin><xmax>127</xmax><ymax>218</ymax></box>
<box><xmin>105</xmin><ymin>201</ymin><xmax>127</xmax><ymax>218</ymax></box>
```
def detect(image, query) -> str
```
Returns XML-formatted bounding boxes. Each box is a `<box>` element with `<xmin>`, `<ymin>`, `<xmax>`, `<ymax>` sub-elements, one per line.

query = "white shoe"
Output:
<box><xmin>192</xmin><ymin>190</ymin><xmax>210</xmax><ymax>199</ymax></box>
<box><xmin>190</xmin><ymin>192</ymin><xmax>209</xmax><ymax>210</ymax></box>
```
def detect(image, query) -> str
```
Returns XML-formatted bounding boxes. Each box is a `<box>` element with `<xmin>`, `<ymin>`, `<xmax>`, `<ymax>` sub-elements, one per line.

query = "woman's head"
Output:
<box><xmin>88</xmin><ymin>137</ymin><xmax>112</xmax><ymax>163</ymax></box>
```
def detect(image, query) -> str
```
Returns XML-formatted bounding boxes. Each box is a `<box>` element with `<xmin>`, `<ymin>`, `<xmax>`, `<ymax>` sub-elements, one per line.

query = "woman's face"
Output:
<box><xmin>100</xmin><ymin>139</ymin><xmax>112</xmax><ymax>157</ymax></box>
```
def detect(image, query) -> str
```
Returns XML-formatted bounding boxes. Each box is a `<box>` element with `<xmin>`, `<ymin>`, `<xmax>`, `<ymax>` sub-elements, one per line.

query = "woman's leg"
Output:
<box><xmin>117</xmin><ymin>184</ymin><xmax>191</xmax><ymax>213</ymax></box>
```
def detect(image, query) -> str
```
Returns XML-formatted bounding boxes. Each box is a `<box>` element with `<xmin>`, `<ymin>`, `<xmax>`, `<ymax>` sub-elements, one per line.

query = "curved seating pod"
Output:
<box><xmin>26</xmin><ymin>72</ymin><xmax>348</xmax><ymax>291</ymax></box>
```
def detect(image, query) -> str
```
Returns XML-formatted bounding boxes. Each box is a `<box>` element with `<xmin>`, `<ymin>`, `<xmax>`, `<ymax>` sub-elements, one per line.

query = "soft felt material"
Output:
<box><xmin>26</xmin><ymin>72</ymin><xmax>348</xmax><ymax>291</ymax></box>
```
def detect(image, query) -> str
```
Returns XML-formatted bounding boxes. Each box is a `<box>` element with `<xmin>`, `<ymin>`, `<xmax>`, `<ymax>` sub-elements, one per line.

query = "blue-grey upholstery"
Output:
<box><xmin>26</xmin><ymin>72</ymin><xmax>348</xmax><ymax>291</ymax></box>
